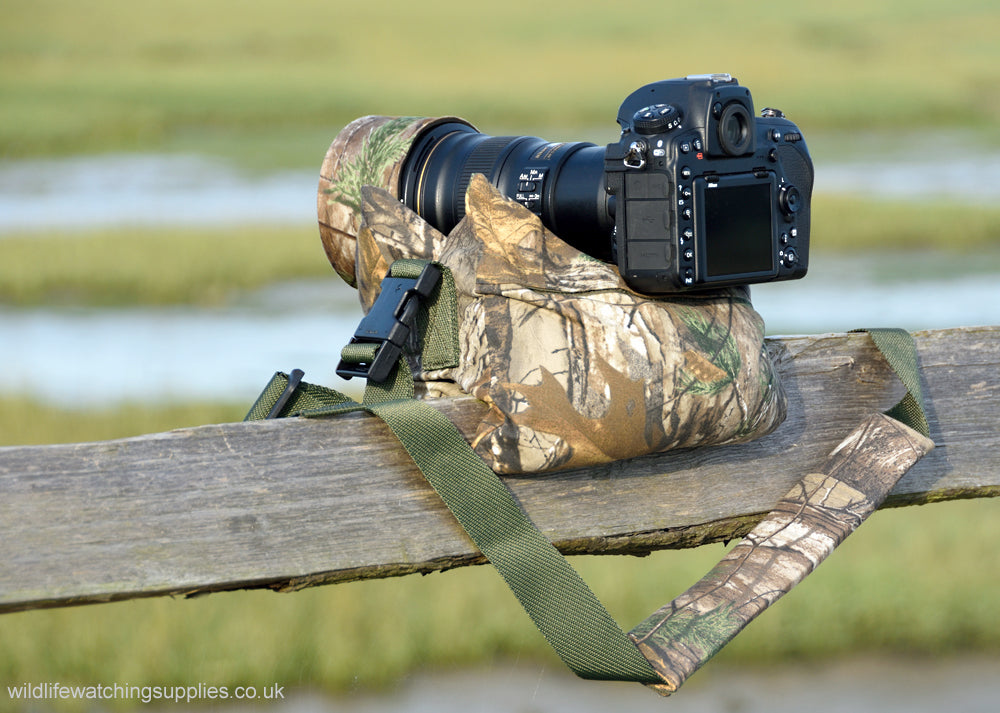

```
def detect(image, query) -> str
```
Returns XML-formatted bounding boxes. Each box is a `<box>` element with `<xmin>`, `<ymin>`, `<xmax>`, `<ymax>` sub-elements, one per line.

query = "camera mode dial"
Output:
<box><xmin>632</xmin><ymin>104</ymin><xmax>682</xmax><ymax>135</ymax></box>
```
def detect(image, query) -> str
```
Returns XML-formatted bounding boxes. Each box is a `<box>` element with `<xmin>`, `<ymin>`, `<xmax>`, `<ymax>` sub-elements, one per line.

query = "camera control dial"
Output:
<box><xmin>632</xmin><ymin>104</ymin><xmax>682</xmax><ymax>134</ymax></box>
<box><xmin>779</xmin><ymin>184</ymin><xmax>801</xmax><ymax>218</ymax></box>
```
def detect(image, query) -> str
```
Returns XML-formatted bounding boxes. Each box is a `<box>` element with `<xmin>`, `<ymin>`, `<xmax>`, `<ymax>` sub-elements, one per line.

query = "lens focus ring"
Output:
<box><xmin>454</xmin><ymin>136</ymin><xmax>520</xmax><ymax>220</ymax></box>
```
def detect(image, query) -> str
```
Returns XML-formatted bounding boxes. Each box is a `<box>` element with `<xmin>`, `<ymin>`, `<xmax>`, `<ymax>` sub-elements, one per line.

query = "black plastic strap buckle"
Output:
<box><xmin>336</xmin><ymin>263</ymin><xmax>441</xmax><ymax>383</ymax></box>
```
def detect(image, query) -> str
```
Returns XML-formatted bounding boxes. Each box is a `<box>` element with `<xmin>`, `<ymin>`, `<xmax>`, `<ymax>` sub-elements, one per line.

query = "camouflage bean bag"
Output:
<box><xmin>322</xmin><ymin>168</ymin><xmax>786</xmax><ymax>474</ymax></box>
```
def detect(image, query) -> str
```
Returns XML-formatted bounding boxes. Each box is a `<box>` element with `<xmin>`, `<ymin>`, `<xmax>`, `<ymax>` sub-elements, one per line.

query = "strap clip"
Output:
<box><xmin>264</xmin><ymin>368</ymin><xmax>305</xmax><ymax>419</ymax></box>
<box><xmin>336</xmin><ymin>263</ymin><xmax>441</xmax><ymax>383</ymax></box>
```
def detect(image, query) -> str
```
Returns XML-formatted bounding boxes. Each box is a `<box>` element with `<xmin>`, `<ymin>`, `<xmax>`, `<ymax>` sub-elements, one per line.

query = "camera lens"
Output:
<box><xmin>717</xmin><ymin>102</ymin><xmax>753</xmax><ymax>156</ymax></box>
<box><xmin>400</xmin><ymin>124</ymin><xmax>614</xmax><ymax>260</ymax></box>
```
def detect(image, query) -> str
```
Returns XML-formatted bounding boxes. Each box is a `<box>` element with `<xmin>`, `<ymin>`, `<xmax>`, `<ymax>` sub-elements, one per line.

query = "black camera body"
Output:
<box><xmin>398</xmin><ymin>74</ymin><xmax>812</xmax><ymax>294</ymax></box>
<box><xmin>605</xmin><ymin>74</ymin><xmax>812</xmax><ymax>292</ymax></box>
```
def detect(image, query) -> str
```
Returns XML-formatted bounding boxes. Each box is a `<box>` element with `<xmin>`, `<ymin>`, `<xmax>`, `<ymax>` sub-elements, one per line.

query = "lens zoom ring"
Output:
<box><xmin>455</xmin><ymin>136</ymin><xmax>518</xmax><ymax>220</ymax></box>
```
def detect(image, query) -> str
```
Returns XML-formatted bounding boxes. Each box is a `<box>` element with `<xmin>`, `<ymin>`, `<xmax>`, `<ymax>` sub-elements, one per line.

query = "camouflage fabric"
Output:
<box><xmin>630</xmin><ymin>411</ymin><xmax>934</xmax><ymax>695</ymax></box>
<box><xmin>323</xmin><ymin>166</ymin><xmax>786</xmax><ymax>474</ymax></box>
<box><xmin>318</xmin><ymin>115</ymin><xmax>472</xmax><ymax>286</ymax></box>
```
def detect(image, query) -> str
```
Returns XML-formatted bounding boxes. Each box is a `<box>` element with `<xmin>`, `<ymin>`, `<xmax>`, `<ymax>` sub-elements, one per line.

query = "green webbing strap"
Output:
<box><xmin>247</xmin><ymin>357</ymin><xmax>659</xmax><ymax>683</ymax></box>
<box><xmin>396</xmin><ymin>258</ymin><xmax>461</xmax><ymax>372</ymax></box>
<box><xmin>244</xmin><ymin>370</ymin><xmax>356</xmax><ymax>420</ymax></box>
<box><xmin>366</xmin><ymin>365</ymin><xmax>661</xmax><ymax>682</ymax></box>
<box><xmin>375</xmin><ymin>258</ymin><xmax>461</xmax><ymax>373</ymax></box>
<box><xmin>852</xmin><ymin>327</ymin><xmax>930</xmax><ymax>437</ymax></box>
<box><xmin>245</xmin><ymin>260</ymin><xmax>658</xmax><ymax>682</ymax></box>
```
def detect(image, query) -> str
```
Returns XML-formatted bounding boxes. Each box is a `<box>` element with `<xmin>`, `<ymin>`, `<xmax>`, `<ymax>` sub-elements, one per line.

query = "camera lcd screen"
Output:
<box><xmin>700</xmin><ymin>178</ymin><xmax>775</xmax><ymax>279</ymax></box>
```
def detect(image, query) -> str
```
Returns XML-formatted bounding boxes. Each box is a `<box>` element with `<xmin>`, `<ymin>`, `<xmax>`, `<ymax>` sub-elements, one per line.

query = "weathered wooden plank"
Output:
<box><xmin>0</xmin><ymin>326</ymin><xmax>996</xmax><ymax>613</ymax></box>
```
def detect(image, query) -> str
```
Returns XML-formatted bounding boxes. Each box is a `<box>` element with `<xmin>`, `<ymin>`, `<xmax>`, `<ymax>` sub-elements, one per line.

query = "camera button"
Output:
<box><xmin>779</xmin><ymin>185</ymin><xmax>801</xmax><ymax>217</ymax></box>
<box><xmin>781</xmin><ymin>248</ymin><xmax>799</xmax><ymax>268</ymax></box>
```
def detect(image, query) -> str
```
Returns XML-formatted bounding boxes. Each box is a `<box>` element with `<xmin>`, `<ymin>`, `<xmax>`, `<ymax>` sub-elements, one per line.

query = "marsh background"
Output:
<box><xmin>1</xmin><ymin>1</ymin><xmax>998</xmax><ymax>711</ymax></box>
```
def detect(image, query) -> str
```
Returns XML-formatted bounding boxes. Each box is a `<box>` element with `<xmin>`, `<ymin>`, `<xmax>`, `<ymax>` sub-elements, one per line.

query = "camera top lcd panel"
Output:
<box><xmin>605</xmin><ymin>74</ymin><xmax>813</xmax><ymax>293</ymax></box>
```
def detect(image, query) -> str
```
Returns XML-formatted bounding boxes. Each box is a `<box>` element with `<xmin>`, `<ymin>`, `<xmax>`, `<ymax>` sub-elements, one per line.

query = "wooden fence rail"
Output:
<box><xmin>1</xmin><ymin>325</ymin><xmax>997</xmax><ymax>614</ymax></box>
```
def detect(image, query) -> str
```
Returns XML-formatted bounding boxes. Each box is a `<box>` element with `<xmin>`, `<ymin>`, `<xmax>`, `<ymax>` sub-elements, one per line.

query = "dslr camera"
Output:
<box><xmin>341</xmin><ymin>74</ymin><xmax>813</xmax><ymax>294</ymax></box>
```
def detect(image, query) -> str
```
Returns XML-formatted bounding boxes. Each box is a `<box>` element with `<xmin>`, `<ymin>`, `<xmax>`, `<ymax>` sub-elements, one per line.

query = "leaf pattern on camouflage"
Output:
<box><xmin>678</xmin><ymin>308</ymin><xmax>741</xmax><ymax>395</ymax></box>
<box><xmin>633</xmin><ymin>603</ymin><xmax>744</xmax><ymax>667</ymax></box>
<box><xmin>323</xmin><ymin>117</ymin><xmax>416</xmax><ymax>214</ymax></box>
<box><xmin>465</xmin><ymin>174</ymin><xmax>623</xmax><ymax>294</ymax></box>
<box><xmin>503</xmin><ymin>355</ymin><xmax>660</xmax><ymax>468</ymax></box>
<box><xmin>727</xmin><ymin>343</ymin><xmax>785</xmax><ymax>442</ymax></box>
<box><xmin>357</xmin><ymin>185</ymin><xmax>451</xmax><ymax>307</ymax></box>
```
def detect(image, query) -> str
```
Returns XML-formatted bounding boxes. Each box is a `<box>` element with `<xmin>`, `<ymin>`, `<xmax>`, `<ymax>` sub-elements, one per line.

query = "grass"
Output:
<box><xmin>0</xmin><ymin>396</ymin><xmax>248</xmax><ymax>447</ymax></box>
<box><xmin>811</xmin><ymin>196</ymin><xmax>1000</xmax><ymax>253</ymax></box>
<box><xmin>2</xmin><ymin>1</ymin><xmax>1000</xmax><ymax>163</ymax></box>
<box><xmin>0</xmin><ymin>397</ymin><xmax>998</xmax><ymax>709</ymax></box>
<box><xmin>0</xmin><ymin>225</ymin><xmax>331</xmax><ymax>307</ymax></box>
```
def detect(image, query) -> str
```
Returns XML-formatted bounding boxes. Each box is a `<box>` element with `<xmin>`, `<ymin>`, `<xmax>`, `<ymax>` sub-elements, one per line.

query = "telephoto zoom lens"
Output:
<box><xmin>399</xmin><ymin>122</ymin><xmax>615</xmax><ymax>260</ymax></box>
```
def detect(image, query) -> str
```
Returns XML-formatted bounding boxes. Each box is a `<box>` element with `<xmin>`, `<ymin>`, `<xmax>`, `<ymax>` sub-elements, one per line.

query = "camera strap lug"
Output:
<box><xmin>336</xmin><ymin>263</ymin><xmax>442</xmax><ymax>383</ymax></box>
<box><xmin>623</xmin><ymin>140</ymin><xmax>647</xmax><ymax>170</ymax></box>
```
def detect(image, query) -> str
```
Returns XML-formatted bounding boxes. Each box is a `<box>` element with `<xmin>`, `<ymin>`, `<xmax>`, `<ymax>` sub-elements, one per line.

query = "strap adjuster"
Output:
<box><xmin>336</xmin><ymin>263</ymin><xmax>441</xmax><ymax>383</ymax></box>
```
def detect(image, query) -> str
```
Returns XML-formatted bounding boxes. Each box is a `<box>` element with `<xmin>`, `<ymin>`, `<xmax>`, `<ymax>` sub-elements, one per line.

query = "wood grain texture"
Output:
<box><xmin>0</xmin><ymin>326</ymin><xmax>996</xmax><ymax>613</ymax></box>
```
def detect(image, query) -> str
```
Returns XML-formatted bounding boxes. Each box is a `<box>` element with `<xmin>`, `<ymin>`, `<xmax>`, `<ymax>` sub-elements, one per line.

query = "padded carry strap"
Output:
<box><xmin>247</xmin><ymin>260</ymin><xmax>934</xmax><ymax>693</ymax></box>
<box><xmin>629</xmin><ymin>327</ymin><xmax>934</xmax><ymax>694</ymax></box>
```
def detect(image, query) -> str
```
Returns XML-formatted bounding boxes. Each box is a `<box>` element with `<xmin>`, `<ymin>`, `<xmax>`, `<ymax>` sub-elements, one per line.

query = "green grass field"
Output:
<box><xmin>2</xmin><ymin>0</ymin><xmax>999</xmax><ymax>707</ymax></box>
<box><xmin>3</xmin><ymin>0</ymin><xmax>999</xmax><ymax>163</ymax></box>
<box><xmin>0</xmin><ymin>225</ymin><xmax>329</xmax><ymax>307</ymax></box>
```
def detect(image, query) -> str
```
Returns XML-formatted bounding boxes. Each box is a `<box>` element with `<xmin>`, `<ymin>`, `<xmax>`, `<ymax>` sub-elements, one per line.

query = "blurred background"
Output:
<box><xmin>1</xmin><ymin>1</ymin><xmax>998</xmax><ymax>710</ymax></box>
